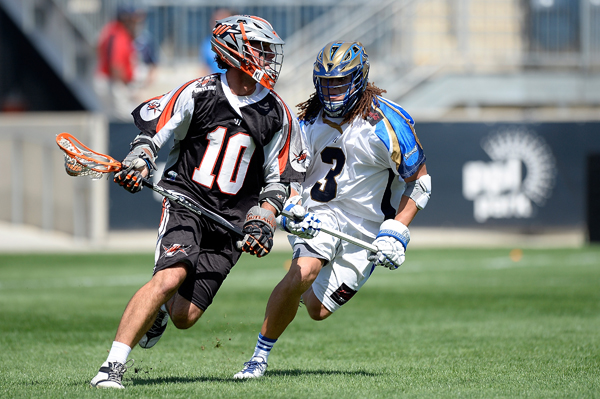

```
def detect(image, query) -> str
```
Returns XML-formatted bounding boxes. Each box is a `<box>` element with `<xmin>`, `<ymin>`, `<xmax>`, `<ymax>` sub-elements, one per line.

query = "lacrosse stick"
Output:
<box><xmin>279</xmin><ymin>209</ymin><xmax>378</xmax><ymax>253</ymax></box>
<box><xmin>55</xmin><ymin>132</ymin><xmax>243</xmax><ymax>237</ymax></box>
<box><xmin>56</xmin><ymin>133</ymin><xmax>377</xmax><ymax>252</ymax></box>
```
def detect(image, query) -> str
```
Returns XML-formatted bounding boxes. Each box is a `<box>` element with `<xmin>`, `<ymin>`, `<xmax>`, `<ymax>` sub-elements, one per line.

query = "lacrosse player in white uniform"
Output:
<box><xmin>234</xmin><ymin>41</ymin><xmax>431</xmax><ymax>379</ymax></box>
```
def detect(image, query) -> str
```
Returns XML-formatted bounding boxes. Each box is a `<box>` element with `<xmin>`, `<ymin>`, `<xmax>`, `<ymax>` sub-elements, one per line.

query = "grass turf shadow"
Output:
<box><xmin>129</xmin><ymin>369</ymin><xmax>379</xmax><ymax>386</ymax></box>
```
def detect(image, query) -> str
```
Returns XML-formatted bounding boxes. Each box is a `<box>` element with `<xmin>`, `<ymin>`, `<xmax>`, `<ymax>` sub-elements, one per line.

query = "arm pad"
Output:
<box><xmin>130</xmin><ymin>134</ymin><xmax>159</xmax><ymax>158</ymax></box>
<box><xmin>258</xmin><ymin>183</ymin><xmax>290</xmax><ymax>216</ymax></box>
<box><xmin>404</xmin><ymin>174</ymin><xmax>431</xmax><ymax>210</ymax></box>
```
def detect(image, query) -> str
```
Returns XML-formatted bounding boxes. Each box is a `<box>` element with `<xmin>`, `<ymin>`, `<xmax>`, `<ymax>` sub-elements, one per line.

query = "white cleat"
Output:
<box><xmin>90</xmin><ymin>360</ymin><xmax>133</xmax><ymax>389</ymax></box>
<box><xmin>233</xmin><ymin>357</ymin><xmax>268</xmax><ymax>379</ymax></box>
<box><xmin>139</xmin><ymin>306</ymin><xmax>169</xmax><ymax>349</ymax></box>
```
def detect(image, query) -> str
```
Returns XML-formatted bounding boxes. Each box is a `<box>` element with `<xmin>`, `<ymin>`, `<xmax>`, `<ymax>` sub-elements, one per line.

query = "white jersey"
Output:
<box><xmin>299</xmin><ymin>96</ymin><xmax>425</xmax><ymax>238</ymax></box>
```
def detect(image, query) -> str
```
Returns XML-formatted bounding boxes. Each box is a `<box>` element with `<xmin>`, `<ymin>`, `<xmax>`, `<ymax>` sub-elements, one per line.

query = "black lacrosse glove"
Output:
<box><xmin>114</xmin><ymin>146</ymin><xmax>156</xmax><ymax>193</ymax></box>
<box><xmin>240</xmin><ymin>206</ymin><xmax>276</xmax><ymax>258</ymax></box>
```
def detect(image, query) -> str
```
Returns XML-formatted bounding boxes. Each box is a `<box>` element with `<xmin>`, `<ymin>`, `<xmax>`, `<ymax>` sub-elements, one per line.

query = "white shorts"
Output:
<box><xmin>288</xmin><ymin>207</ymin><xmax>377</xmax><ymax>313</ymax></box>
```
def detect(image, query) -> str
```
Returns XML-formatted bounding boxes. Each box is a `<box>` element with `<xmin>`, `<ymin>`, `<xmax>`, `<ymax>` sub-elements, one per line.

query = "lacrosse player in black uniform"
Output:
<box><xmin>91</xmin><ymin>15</ymin><xmax>307</xmax><ymax>389</ymax></box>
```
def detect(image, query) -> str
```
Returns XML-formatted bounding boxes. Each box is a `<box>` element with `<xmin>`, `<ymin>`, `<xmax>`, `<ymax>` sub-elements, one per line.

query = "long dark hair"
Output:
<box><xmin>297</xmin><ymin>83</ymin><xmax>386</xmax><ymax>125</ymax></box>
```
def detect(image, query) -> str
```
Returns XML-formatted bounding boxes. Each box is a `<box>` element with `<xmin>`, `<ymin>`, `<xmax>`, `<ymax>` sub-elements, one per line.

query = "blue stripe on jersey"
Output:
<box><xmin>374</xmin><ymin>97</ymin><xmax>425</xmax><ymax>179</ymax></box>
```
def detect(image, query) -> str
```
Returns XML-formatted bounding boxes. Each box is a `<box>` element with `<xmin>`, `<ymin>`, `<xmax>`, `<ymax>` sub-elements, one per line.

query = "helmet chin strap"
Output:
<box><xmin>320</xmin><ymin>79</ymin><xmax>365</xmax><ymax>118</ymax></box>
<box><xmin>323</xmin><ymin>92</ymin><xmax>361</xmax><ymax>118</ymax></box>
<box><xmin>323</xmin><ymin>101</ymin><xmax>345</xmax><ymax>117</ymax></box>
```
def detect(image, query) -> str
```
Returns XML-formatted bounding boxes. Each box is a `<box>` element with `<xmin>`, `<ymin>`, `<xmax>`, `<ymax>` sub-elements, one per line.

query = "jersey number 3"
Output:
<box><xmin>192</xmin><ymin>127</ymin><xmax>255</xmax><ymax>195</ymax></box>
<box><xmin>311</xmin><ymin>147</ymin><xmax>345</xmax><ymax>202</ymax></box>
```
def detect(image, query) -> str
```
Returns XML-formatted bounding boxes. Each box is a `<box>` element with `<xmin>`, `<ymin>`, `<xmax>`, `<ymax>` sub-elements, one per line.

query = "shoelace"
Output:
<box><xmin>107</xmin><ymin>359</ymin><xmax>134</xmax><ymax>381</ymax></box>
<box><xmin>243</xmin><ymin>360</ymin><xmax>265</xmax><ymax>374</ymax></box>
<box><xmin>147</xmin><ymin>311</ymin><xmax>168</xmax><ymax>334</ymax></box>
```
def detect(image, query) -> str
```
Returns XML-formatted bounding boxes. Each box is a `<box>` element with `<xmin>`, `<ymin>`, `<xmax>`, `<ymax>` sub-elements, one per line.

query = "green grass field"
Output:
<box><xmin>1</xmin><ymin>247</ymin><xmax>599</xmax><ymax>398</ymax></box>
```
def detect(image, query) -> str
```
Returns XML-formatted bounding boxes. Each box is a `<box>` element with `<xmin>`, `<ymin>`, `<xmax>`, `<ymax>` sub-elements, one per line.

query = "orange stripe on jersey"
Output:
<box><xmin>156</xmin><ymin>79</ymin><xmax>198</xmax><ymax>133</ymax></box>
<box><xmin>272</xmin><ymin>92</ymin><xmax>293</xmax><ymax>175</ymax></box>
<box><xmin>159</xmin><ymin>198</ymin><xmax>167</xmax><ymax>226</ymax></box>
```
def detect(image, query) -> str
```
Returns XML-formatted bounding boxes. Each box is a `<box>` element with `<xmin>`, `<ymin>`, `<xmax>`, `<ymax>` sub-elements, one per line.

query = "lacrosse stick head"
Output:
<box><xmin>56</xmin><ymin>133</ymin><xmax>122</xmax><ymax>180</ymax></box>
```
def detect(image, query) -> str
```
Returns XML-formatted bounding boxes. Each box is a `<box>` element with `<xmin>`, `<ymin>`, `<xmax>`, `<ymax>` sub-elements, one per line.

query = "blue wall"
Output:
<box><xmin>109</xmin><ymin>121</ymin><xmax>600</xmax><ymax>231</ymax></box>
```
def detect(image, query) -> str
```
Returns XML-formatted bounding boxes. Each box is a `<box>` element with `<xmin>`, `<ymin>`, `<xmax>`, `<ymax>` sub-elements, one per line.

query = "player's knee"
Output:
<box><xmin>307</xmin><ymin>310</ymin><xmax>328</xmax><ymax>321</ymax></box>
<box><xmin>306</xmin><ymin>304</ymin><xmax>332</xmax><ymax>321</ymax></box>
<box><xmin>170</xmin><ymin>312</ymin><xmax>200</xmax><ymax>329</ymax></box>
<box><xmin>169</xmin><ymin>303</ymin><xmax>203</xmax><ymax>329</ymax></box>
<box><xmin>286</xmin><ymin>259</ymin><xmax>321</xmax><ymax>291</ymax></box>
<box><xmin>284</xmin><ymin>270</ymin><xmax>316</xmax><ymax>295</ymax></box>
<box><xmin>151</xmin><ymin>266</ymin><xmax>187</xmax><ymax>297</ymax></box>
<box><xmin>303</xmin><ymin>292</ymin><xmax>332</xmax><ymax>321</ymax></box>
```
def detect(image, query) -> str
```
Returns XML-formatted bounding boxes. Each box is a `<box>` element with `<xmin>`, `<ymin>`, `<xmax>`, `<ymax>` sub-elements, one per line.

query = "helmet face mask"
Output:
<box><xmin>243</xmin><ymin>40</ymin><xmax>282</xmax><ymax>86</ymax></box>
<box><xmin>211</xmin><ymin>15</ymin><xmax>284</xmax><ymax>90</ymax></box>
<box><xmin>313</xmin><ymin>41</ymin><xmax>370</xmax><ymax>118</ymax></box>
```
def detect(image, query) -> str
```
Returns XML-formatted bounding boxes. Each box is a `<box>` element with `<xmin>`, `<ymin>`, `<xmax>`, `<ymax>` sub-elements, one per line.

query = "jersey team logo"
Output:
<box><xmin>140</xmin><ymin>97</ymin><xmax>169</xmax><ymax>121</ymax></box>
<box><xmin>462</xmin><ymin>128</ymin><xmax>556</xmax><ymax>223</ymax></box>
<box><xmin>146</xmin><ymin>100</ymin><xmax>162</xmax><ymax>115</ymax></box>
<box><xmin>160</xmin><ymin>243</ymin><xmax>192</xmax><ymax>259</ymax></box>
<box><xmin>293</xmin><ymin>150</ymin><xmax>307</xmax><ymax>164</ymax></box>
<box><xmin>193</xmin><ymin>76</ymin><xmax>217</xmax><ymax>94</ymax></box>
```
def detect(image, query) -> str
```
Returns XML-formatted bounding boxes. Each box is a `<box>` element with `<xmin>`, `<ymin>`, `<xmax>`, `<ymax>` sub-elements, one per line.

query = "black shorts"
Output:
<box><xmin>154</xmin><ymin>199</ymin><xmax>242</xmax><ymax>311</ymax></box>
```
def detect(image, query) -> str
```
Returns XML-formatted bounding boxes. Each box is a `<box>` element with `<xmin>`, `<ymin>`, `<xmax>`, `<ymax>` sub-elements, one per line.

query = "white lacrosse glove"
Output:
<box><xmin>276</xmin><ymin>196</ymin><xmax>321</xmax><ymax>239</ymax></box>
<box><xmin>368</xmin><ymin>219</ymin><xmax>410</xmax><ymax>270</ymax></box>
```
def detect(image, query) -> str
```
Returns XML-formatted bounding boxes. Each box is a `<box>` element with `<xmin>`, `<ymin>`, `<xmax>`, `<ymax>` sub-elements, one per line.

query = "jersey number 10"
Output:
<box><xmin>192</xmin><ymin>127</ymin><xmax>255</xmax><ymax>195</ymax></box>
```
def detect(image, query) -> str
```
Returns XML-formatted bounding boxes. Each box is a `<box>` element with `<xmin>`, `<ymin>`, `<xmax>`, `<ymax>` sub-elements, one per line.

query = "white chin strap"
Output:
<box><xmin>324</xmin><ymin>100</ymin><xmax>345</xmax><ymax>116</ymax></box>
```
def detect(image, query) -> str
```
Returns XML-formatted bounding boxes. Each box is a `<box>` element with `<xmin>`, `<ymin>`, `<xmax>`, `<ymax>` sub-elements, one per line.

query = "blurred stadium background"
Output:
<box><xmin>1</xmin><ymin>0</ymin><xmax>599</xmax><ymax>252</ymax></box>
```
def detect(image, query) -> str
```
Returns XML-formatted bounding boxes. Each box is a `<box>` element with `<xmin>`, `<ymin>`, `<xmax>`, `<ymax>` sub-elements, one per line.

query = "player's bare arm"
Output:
<box><xmin>370</xmin><ymin>164</ymin><xmax>431</xmax><ymax>270</ymax></box>
<box><xmin>395</xmin><ymin>163</ymin><xmax>429</xmax><ymax>226</ymax></box>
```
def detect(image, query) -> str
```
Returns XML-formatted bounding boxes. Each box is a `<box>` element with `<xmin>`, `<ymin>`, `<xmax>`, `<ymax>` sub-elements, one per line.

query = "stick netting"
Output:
<box><xmin>57</xmin><ymin>135</ymin><xmax>118</xmax><ymax>180</ymax></box>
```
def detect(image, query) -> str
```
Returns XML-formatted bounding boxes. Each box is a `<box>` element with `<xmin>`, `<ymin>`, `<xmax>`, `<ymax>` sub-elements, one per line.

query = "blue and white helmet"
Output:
<box><xmin>313</xmin><ymin>41</ymin><xmax>370</xmax><ymax>117</ymax></box>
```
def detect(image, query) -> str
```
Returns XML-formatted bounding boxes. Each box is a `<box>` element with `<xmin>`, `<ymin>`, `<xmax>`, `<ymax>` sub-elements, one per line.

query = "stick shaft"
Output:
<box><xmin>280</xmin><ymin>210</ymin><xmax>378</xmax><ymax>253</ymax></box>
<box><xmin>56</xmin><ymin>134</ymin><xmax>245</xmax><ymax>237</ymax></box>
<box><xmin>141</xmin><ymin>179</ymin><xmax>244</xmax><ymax>237</ymax></box>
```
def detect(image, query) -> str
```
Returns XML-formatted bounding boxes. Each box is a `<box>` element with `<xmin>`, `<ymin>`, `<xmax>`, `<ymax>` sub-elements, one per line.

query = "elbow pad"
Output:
<box><xmin>129</xmin><ymin>135</ymin><xmax>159</xmax><ymax>171</ymax></box>
<box><xmin>404</xmin><ymin>174</ymin><xmax>431</xmax><ymax>210</ymax></box>
<box><xmin>131</xmin><ymin>135</ymin><xmax>159</xmax><ymax>158</ymax></box>
<box><xmin>258</xmin><ymin>183</ymin><xmax>290</xmax><ymax>215</ymax></box>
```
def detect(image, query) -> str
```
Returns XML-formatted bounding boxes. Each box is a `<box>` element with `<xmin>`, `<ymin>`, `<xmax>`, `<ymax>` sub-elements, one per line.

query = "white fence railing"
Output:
<box><xmin>0</xmin><ymin>113</ymin><xmax>108</xmax><ymax>240</ymax></box>
<box><xmin>2</xmin><ymin>0</ymin><xmax>599</xmax><ymax>111</ymax></box>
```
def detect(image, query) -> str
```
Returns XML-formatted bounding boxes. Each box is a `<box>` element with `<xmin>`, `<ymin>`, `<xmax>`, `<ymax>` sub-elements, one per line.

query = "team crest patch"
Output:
<box><xmin>146</xmin><ymin>100</ymin><xmax>162</xmax><ymax>114</ymax></box>
<box><xmin>193</xmin><ymin>76</ymin><xmax>217</xmax><ymax>94</ymax></box>
<box><xmin>293</xmin><ymin>150</ymin><xmax>307</xmax><ymax>164</ymax></box>
<box><xmin>330</xmin><ymin>283</ymin><xmax>357</xmax><ymax>306</ymax></box>
<box><xmin>160</xmin><ymin>243</ymin><xmax>192</xmax><ymax>259</ymax></box>
<box><xmin>140</xmin><ymin>96</ymin><xmax>169</xmax><ymax>121</ymax></box>
<box><xmin>366</xmin><ymin>109</ymin><xmax>383</xmax><ymax>125</ymax></box>
<box><xmin>197</xmin><ymin>76</ymin><xmax>214</xmax><ymax>86</ymax></box>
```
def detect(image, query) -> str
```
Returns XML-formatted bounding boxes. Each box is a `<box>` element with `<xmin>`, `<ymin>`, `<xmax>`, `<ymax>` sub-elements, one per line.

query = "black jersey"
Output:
<box><xmin>131</xmin><ymin>73</ymin><xmax>307</xmax><ymax>227</ymax></box>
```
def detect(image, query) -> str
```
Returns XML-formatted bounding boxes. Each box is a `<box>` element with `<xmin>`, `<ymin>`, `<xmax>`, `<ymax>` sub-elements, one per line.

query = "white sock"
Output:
<box><xmin>106</xmin><ymin>341</ymin><xmax>132</xmax><ymax>365</ymax></box>
<box><xmin>252</xmin><ymin>333</ymin><xmax>277</xmax><ymax>362</ymax></box>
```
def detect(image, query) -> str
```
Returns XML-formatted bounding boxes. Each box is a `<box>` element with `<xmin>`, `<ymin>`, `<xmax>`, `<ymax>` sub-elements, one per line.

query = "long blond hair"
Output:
<box><xmin>297</xmin><ymin>83</ymin><xmax>386</xmax><ymax>124</ymax></box>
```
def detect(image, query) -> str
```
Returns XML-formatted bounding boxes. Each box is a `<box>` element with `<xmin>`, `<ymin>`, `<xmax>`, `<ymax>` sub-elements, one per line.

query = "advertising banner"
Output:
<box><xmin>415</xmin><ymin>122</ymin><xmax>600</xmax><ymax>228</ymax></box>
<box><xmin>109</xmin><ymin>122</ymin><xmax>600</xmax><ymax>230</ymax></box>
